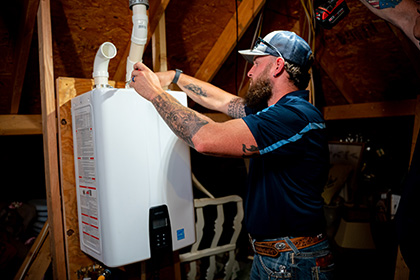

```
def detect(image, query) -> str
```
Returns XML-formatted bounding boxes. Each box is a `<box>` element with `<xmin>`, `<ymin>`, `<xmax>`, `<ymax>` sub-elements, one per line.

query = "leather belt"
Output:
<box><xmin>251</xmin><ymin>234</ymin><xmax>326</xmax><ymax>258</ymax></box>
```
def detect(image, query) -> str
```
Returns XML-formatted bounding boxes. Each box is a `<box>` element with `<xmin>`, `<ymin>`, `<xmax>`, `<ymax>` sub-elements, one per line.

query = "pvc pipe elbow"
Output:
<box><xmin>93</xmin><ymin>42</ymin><xmax>117</xmax><ymax>87</ymax></box>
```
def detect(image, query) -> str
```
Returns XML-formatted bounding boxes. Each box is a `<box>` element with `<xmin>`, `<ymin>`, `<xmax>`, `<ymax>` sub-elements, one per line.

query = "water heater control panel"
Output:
<box><xmin>149</xmin><ymin>205</ymin><xmax>172</xmax><ymax>258</ymax></box>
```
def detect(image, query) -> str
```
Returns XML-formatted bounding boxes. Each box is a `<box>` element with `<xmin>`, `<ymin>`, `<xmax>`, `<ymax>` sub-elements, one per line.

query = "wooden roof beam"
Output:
<box><xmin>0</xmin><ymin>114</ymin><xmax>42</xmax><ymax>135</ymax></box>
<box><xmin>194</xmin><ymin>0</ymin><xmax>266</xmax><ymax>82</ymax></box>
<box><xmin>322</xmin><ymin>98</ymin><xmax>417</xmax><ymax>120</ymax></box>
<box><xmin>10</xmin><ymin>0</ymin><xmax>41</xmax><ymax>114</ymax></box>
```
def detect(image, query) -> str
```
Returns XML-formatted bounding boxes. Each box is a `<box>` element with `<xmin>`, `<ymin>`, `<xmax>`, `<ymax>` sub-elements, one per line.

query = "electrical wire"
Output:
<box><xmin>237</xmin><ymin>7</ymin><xmax>265</xmax><ymax>94</ymax></box>
<box><xmin>235</xmin><ymin>0</ymin><xmax>239</xmax><ymax>95</ymax></box>
<box><xmin>300</xmin><ymin>0</ymin><xmax>317</xmax><ymax>105</ymax></box>
<box><xmin>300</xmin><ymin>0</ymin><xmax>316</xmax><ymax>53</ymax></box>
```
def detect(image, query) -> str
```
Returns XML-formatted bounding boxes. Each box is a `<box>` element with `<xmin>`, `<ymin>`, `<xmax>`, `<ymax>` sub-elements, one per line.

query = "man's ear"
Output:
<box><xmin>273</xmin><ymin>57</ymin><xmax>285</xmax><ymax>77</ymax></box>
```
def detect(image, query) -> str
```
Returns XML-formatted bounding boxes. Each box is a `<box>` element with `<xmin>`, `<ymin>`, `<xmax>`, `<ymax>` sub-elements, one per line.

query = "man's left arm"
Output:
<box><xmin>130</xmin><ymin>62</ymin><xmax>259</xmax><ymax>158</ymax></box>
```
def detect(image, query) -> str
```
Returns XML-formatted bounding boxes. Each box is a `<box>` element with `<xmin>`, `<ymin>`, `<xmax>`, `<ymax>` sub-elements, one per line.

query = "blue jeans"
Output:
<box><xmin>250</xmin><ymin>237</ymin><xmax>334</xmax><ymax>279</ymax></box>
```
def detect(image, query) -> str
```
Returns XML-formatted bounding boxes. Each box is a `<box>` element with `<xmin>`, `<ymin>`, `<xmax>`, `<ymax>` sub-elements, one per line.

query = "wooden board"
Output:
<box><xmin>57</xmin><ymin>77</ymin><xmax>93</xmax><ymax>279</ymax></box>
<box><xmin>0</xmin><ymin>114</ymin><xmax>42</xmax><ymax>135</ymax></box>
<box><xmin>21</xmin><ymin>235</ymin><xmax>51</xmax><ymax>280</ymax></box>
<box><xmin>14</xmin><ymin>223</ymin><xmax>50</xmax><ymax>280</ymax></box>
<box><xmin>322</xmin><ymin>98</ymin><xmax>417</xmax><ymax>120</ymax></box>
<box><xmin>38</xmin><ymin>0</ymin><xmax>67</xmax><ymax>278</ymax></box>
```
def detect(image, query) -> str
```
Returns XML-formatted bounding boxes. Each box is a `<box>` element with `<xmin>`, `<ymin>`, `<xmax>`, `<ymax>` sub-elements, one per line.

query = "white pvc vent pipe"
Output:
<box><xmin>93</xmin><ymin>42</ymin><xmax>117</xmax><ymax>88</ymax></box>
<box><xmin>125</xmin><ymin>2</ymin><xmax>148</xmax><ymax>87</ymax></box>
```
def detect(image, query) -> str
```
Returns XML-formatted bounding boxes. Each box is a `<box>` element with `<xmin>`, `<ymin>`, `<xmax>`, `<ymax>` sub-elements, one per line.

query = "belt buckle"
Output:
<box><xmin>274</xmin><ymin>242</ymin><xmax>286</xmax><ymax>250</ymax></box>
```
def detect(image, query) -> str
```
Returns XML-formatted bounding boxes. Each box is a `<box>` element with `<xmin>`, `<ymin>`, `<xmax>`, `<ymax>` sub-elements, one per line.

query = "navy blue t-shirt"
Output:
<box><xmin>242</xmin><ymin>90</ymin><xmax>329</xmax><ymax>238</ymax></box>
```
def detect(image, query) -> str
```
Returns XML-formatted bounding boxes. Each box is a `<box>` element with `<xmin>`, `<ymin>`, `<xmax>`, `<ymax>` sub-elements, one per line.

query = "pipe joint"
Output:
<box><xmin>129</xmin><ymin>0</ymin><xmax>149</xmax><ymax>10</ymax></box>
<box><xmin>131</xmin><ymin>13</ymin><xmax>148</xmax><ymax>45</ymax></box>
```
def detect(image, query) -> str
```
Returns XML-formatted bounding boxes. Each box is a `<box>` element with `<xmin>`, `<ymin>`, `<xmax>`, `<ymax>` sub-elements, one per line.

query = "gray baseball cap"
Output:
<box><xmin>238</xmin><ymin>30</ymin><xmax>312</xmax><ymax>67</ymax></box>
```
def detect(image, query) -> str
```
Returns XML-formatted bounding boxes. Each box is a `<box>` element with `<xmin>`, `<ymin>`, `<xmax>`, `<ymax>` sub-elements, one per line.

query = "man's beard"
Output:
<box><xmin>244</xmin><ymin>77</ymin><xmax>273</xmax><ymax>109</ymax></box>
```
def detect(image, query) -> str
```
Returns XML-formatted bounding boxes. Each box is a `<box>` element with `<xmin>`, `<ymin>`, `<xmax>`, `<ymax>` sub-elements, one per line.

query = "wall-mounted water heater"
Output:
<box><xmin>71</xmin><ymin>0</ymin><xmax>195</xmax><ymax>267</ymax></box>
<box><xmin>71</xmin><ymin>87</ymin><xmax>196</xmax><ymax>267</ymax></box>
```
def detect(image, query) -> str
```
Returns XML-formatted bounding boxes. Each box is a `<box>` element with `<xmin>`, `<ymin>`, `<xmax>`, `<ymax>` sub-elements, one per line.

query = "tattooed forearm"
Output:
<box><xmin>184</xmin><ymin>83</ymin><xmax>207</xmax><ymax>97</ymax></box>
<box><xmin>152</xmin><ymin>93</ymin><xmax>209</xmax><ymax>148</ymax></box>
<box><xmin>242</xmin><ymin>144</ymin><xmax>258</xmax><ymax>157</ymax></box>
<box><xmin>227</xmin><ymin>97</ymin><xmax>246</xmax><ymax>118</ymax></box>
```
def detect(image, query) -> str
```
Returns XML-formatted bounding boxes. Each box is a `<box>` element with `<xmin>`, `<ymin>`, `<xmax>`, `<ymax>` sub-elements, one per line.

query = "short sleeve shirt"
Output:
<box><xmin>242</xmin><ymin>90</ymin><xmax>329</xmax><ymax>238</ymax></box>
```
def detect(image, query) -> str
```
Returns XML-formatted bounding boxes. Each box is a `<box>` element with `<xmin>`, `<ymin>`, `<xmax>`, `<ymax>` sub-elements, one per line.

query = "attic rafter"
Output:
<box><xmin>10</xmin><ymin>0</ymin><xmax>41</xmax><ymax>114</ymax></box>
<box><xmin>113</xmin><ymin>0</ymin><xmax>171</xmax><ymax>82</ymax></box>
<box><xmin>194</xmin><ymin>0</ymin><xmax>266</xmax><ymax>82</ymax></box>
<box><xmin>315</xmin><ymin>36</ymin><xmax>357</xmax><ymax>104</ymax></box>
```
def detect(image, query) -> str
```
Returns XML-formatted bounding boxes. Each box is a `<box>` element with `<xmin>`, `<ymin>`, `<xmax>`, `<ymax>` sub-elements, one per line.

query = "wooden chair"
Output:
<box><xmin>179</xmin><ymin>195</ymin><xmax>244</xmax><ymax>280</ymax></box>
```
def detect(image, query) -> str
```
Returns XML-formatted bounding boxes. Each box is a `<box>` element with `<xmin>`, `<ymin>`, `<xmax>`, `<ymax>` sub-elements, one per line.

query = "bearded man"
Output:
<box><xmin>130</xmin><ymin>30</ymin><xmax>333</xmax><ymax>279</ymax></box>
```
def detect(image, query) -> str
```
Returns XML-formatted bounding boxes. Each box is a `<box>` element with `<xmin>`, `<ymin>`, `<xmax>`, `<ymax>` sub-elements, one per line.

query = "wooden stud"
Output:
<box><xmin>37</xmin><ymin>0</ymin><xmax>67</xmax><ymax>278</ymax></box>
<box><xmin>152</xmin><ymin>13</ymin><xmax>168</xmax><ymax>73</ymax></box>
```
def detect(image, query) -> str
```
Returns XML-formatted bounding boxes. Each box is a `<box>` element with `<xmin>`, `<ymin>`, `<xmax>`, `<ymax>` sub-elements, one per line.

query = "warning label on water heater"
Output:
<box><xmin>74</xmin><ymin>105</ymin><xmax>101</xmax><ymax>254</ymax></box>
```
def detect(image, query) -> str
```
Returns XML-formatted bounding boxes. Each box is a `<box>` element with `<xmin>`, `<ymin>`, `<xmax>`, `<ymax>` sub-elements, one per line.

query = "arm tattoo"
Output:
<box><xmin>364</xmin><ymin>0</ymin><xmax>402</xmax><ymax>9</ymax></box>
<box><xmin>184</xmin><ymin>83</ymin><xmax>207</xmax><ymax>97</ymax></box>
<box><xmin>152</xmin><ymin>93</ymin><xmax>209</xmax><ymax>148</ymax></box>
<box><xmin>242</xmin><ymin>144</ymin><xmax>258</xmax><ymax>157</ymax></box>
<box><xmin>227</xmin><ymin>97</ymin><xmax>246</xmax><ymax>118</ymax></box>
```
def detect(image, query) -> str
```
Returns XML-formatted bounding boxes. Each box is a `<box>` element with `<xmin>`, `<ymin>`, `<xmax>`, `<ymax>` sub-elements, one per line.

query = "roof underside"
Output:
<box><xmin>1</xmin><ymin>0</ymin><xmax>419</xmax><ymax>115</ymax></box>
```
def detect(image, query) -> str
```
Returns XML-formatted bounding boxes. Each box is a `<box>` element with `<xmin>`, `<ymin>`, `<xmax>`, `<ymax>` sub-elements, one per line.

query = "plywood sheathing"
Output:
<box><xmin>51</xmin><ymin>0</ymin><xmax>132</xmax><ymax>80</ymax></box>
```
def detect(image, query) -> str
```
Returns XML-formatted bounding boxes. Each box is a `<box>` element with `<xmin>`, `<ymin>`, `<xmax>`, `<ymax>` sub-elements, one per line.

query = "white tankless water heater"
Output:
<box><xmin>71</xmin><ymin>87</ymin><xmax>196</xmax><ymax>267</ymax></box>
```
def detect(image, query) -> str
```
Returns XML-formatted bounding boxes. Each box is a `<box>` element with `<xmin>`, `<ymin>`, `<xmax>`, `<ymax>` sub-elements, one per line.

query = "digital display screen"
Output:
<box><xmin>152</xmin><ymin>218</ymin><xmax>167</xmax><ymax>229</ymax></box>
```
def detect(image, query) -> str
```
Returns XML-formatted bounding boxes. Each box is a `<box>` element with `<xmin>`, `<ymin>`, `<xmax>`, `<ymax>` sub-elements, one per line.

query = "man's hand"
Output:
<box><xmin>130</xmin><ymin>62</ymin><xmax>163</xmax><ymax>101</ymax></box>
